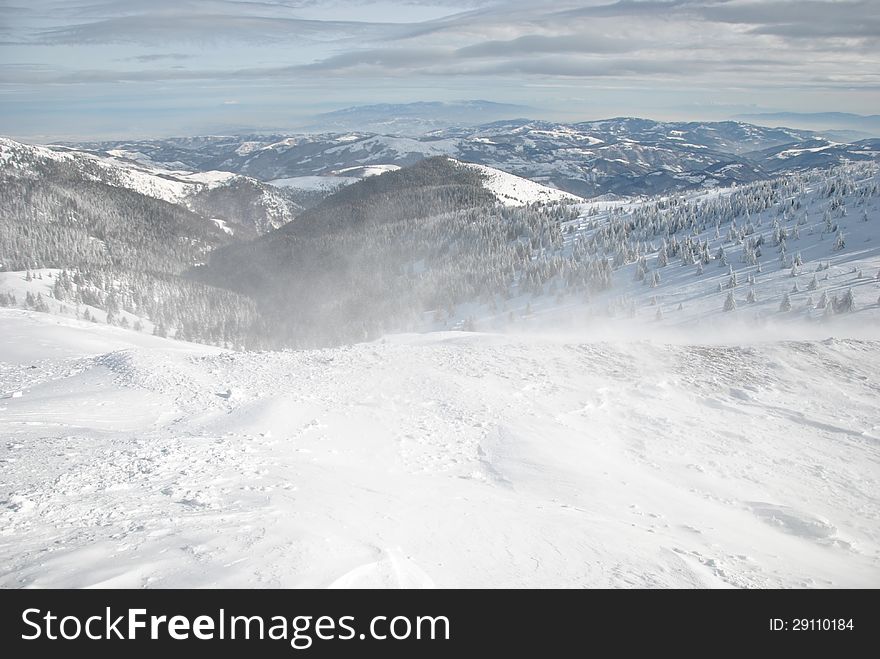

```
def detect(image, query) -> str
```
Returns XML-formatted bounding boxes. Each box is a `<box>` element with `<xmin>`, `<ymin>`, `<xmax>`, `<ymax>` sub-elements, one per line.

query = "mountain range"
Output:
<box><xmin>736</xmin><ymin>112</ymin><xmax>880</xmax><ymax>137</ymax></box>
<box><xmin>3</xmin><ymin>113</ymin><xmax>880</xmax><ymax>348</ymax></box>
<box><xmin>68</xmin><ymin>117</ymin><xmax>880</xmax><ymax>199</ymax></box>
<box><xmin>303</xmin><ymin>100</ymin><xmax>533</xmax><ymax>135</ymax></box>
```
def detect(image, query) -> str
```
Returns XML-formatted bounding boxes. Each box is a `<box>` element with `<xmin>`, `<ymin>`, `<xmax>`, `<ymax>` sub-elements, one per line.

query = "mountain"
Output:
<box><xmin>457</xmin><ymin>161</ymin><xmax>581</xmax><ymax>206</ymax></box>
<box><xmin>433</xmin><ymin>118</ymin><xmax>807</xmax><ymax>197</ymax></box>
<box><xmin>71</xmin><ymin>118</ymin><xmax>827</xmax><ymax>199</ymax></box>
<box><xmin>7</xmin><ymin>126</ymin><xmax>880</xmax><ymax>351</ymax></box>
<box><xmin>3</xmin><ymin>141</ymin><xmax>879</xmax><ymax>591</ymax></box>
<box><xmin>191</xmin><ymin>151</ymin><xmax>880</xmax><ymax>349</ymax></box>
<box><xmin>0</xmin><ymin>137</ymin><xmax>270</xmax><ymax>347</ymax></box>
<box><xmin>190</xmin><ymin>157</ymin><xmax>501</xmax><ymax>345</ymax></box>
<box><xmin>271</xmin><ymin>159</ymin><xmax>580</xmax><ymax>207</ymax></box>
<box><xmin>305</xmin><ymin>100</ymin><xmax>533</xmax><ymax>135</ymax></box>
<box><xmin>0</xmin><ymin>138</ymin><xmax>234</xmax><ymax>272</ymax></box>
<box><xmin>0</xmin><ymin>138</ymin><xmax>301</xmax><ymax>237</ymax></box>
<box><xmin>745</xmin><ymin>138</ymin><xmax>880</xmax><ymax>172</ymax></box>
<box><xmin>736</xmin><ymin>112</ymin><xmax>880</xmax><ymax>137</ymax></box>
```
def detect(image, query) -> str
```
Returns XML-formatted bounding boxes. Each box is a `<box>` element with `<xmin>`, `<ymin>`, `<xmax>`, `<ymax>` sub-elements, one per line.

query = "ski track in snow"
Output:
<box><xmin>1</xmin><ymin>310</ymin><xmax>878</xmax><ymax>588</ymax></box>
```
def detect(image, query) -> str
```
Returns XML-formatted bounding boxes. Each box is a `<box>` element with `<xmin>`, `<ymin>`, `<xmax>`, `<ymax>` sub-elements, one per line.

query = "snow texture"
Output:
<box><xmin>1</xmin><ymin>309</ymin><xmax>877</xmax><ymax>588</ymax></box>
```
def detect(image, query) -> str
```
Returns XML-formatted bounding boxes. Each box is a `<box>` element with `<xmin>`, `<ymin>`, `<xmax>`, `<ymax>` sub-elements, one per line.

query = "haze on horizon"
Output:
<box><xmin>1</xmin><ymin>0</ymin><xmax>878</xmax><ymax>141</ymax></box>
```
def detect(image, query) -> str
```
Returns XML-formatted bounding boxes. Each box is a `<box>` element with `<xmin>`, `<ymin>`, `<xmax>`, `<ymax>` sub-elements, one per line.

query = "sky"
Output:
<box><xmin>1</xmin><ymin>0</ymin><xmax>878</xmax><ymax>140</ymax></box>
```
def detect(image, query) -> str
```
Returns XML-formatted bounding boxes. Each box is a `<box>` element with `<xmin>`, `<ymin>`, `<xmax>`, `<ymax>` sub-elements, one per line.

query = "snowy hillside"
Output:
<box><xmin>436</xmin><ymin>162</ymin><xmax>880</xmax><ymax>335</ymax></box>
<box><xmin>0</xmin><ymin>137</ymin><xmax>300</xmax><ymax>235</ymax></box>
<box><xmin>457</xmin><ymin>161</ymin><xmax>582</xmax><ymax>206</ymax></box>
<box><xmin>1</xmin><ymin>309</ymin><xmax>877</xmax><ymax>588</ymax></box>
<box><xmin>269</xmin><ymin>160</ymin><xmax>581</xmax><ymax>207</ymax></box>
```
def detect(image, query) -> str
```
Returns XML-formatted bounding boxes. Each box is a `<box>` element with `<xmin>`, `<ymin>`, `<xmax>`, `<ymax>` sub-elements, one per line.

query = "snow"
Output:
<box><xmin>269</xmin><ymin>175</ymin><xmax>359</xmax><ymax>191</ymax></box>
<box><xmin>455</xmin><ymin>160</ymin><xmax>583</xmax><ymax>206</ymax></box>
<box><xmin>176</xmin><ymin>170</ymin><xmax>238</xmax><ymax>188</ymax></box>
<box><xmin>324</xmin><ymin>135</ymin><xmax>459</xmax><ymax>158</ymax></box>
<box><xmin>269</xmin><ymin>166</ymin><xmax>401</xmax><ymax>191</ymax></box>
<box><xmin>4</xmin><ymin>138</ymin><xmax>880</xmax><ymax>589</ymax></box>
<box><xmin>775</xmin><ymin>144</ymin><xmax>839</xmax><ymax>159</ymax></box>
<box><xmin>1</xmin><ymin>137</ymin><xmax>298</xmax><ymax>233</ymax></box>
<box><xmin>0</xmin><ymin>269</ymin><xmax>155</xmax><ymax>333</ymax></box>
<box><xmin>234</xmin><ymin>141</ymin><xmax>264</xmax><ymax>156</ymax></box>
<box><xmin>1</xmin><ymin>308</ymin><xmax>877</xmax><ymax>588</ymax></box>
<box><xmin>209</xmin><ymin>218</ymin><xmax>234</xmax><ymax>236</ymax></box>
<box><xmin>333</xmin><ymin>164</ymin><xmax>401</xmax><ymax>177</ymax></box>
<box><xmin>269</xmin><ymin>161</ymin><xmax>577</xmax><ymax>207</ymax></box>
<box><xmin>434</xmin><ymin>163</ymin><xmax>880</xmax><ymax>335</ymax></box>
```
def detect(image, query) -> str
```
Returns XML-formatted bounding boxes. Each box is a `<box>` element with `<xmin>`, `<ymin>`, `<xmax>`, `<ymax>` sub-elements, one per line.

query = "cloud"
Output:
<box><xmin>299</xmin><ymin>47</ymin><xmax>453</xmax><ymax>71</ymax></box>
<box><xmin>120</xmin><ymin>53</ymin><xmax>193</xmax><ymax>63</ymax></box>
<box><xmin>1</xmin><ymin>0</ymin><xmax>878</xmax><ymax>138</ymax></box>
<box><xmin>31</xmin><ymin>14</ymin><xmax>410</xmax><ymax>45</ymax></box>
<box><xmin>456</xmin><ymin>34</ymin><xmax>637</xmax><ymax>58</ymax></box>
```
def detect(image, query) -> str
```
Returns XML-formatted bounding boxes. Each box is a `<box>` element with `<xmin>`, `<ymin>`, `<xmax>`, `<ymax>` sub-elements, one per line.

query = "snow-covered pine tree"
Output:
<box><xmin>834</xmin><ymin>288</ymin><xmax>855</xmax><ymax>313</ymax></box>
<box><xmin>724</xmin><ymin>291</ymin><xmax>737</xmax><ymax>312</ymax></box>
<box><xmin>779</xmin><ymin>292</ymin><xmax>792</xmax><ymax>312</ymax></box>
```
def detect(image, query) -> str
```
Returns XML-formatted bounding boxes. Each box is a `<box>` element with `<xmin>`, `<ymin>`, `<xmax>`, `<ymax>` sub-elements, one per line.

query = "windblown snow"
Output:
<box><xmin>1</xmin><ymin>309</ymin><xmax>877</xmax><ymax>588</ymax></box>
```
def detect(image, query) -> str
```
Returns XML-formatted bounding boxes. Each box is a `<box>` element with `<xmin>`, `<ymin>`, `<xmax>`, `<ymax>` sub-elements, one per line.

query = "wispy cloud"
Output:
<box><xmin>119</xmin><ymin>53</ymin><xmax>192</xmax><ymax>63</ymax></box>
<box><xmin>0</xmin><ymin>1</ymin><xmax>877</xmax><ymax>138</ymax></box>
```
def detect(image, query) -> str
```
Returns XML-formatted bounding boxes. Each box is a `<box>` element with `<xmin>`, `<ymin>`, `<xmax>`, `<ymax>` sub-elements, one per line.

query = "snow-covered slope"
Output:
<box><xmin>0</xmin><ymin>137</ymin><xmax>192</xmax><ymax>203</ymax></box>
<box><xmin>751</xmin><ymin>138</ymin><xmax>880</xmax><ymax>173</ymax></box>
<box><xmin>0</xmin><ymin>137</ymin><xmax>300</xmax><ymax>234</ymax></box>
<box><xmin>457</xmin><ymin>160</ymin><xmax>582</xmax><ymax>206</ymax></box>
<box><xmin>0</xmin><ymin>269</ymin><xmax>156</xmax><ymax>333</ymax></box>
<box><xmin>436</xmin><ymin>162</ymin><xmax>880</xmax><ymax>335</ymax></box>
<box><xmin>1</xmin><ymin>308</ymin><xmax>877</xmax><ymax>588</ymax></box>
<box><xmin>268</xmin><ymin>165</ymin><xmax>402</xmax><ymax>197</ymax></box>
<box><xmin>269</xmin><ymin>160</ymin><xmax>581</xmax><ymax>207</ymax></box>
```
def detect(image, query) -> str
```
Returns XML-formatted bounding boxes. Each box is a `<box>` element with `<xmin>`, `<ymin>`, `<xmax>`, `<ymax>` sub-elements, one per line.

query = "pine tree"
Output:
<box><xmin>779</xmin><ymin>292</ymin><xmax>792</xmax><ymax>312</ymax></box>
<box><xmin>834</xmin><ymin>288</ymin><xmax>855</xmax><ymax>313</ymax></box>
<box><xmin>657</xmin><ymin>245</ymin><xmax>668</xmax><ymax>267</ymax></box>
<box><xmin>723</xmin><ymin>291</ymin><xmax>736</xmax><ymax>312</ymax></box>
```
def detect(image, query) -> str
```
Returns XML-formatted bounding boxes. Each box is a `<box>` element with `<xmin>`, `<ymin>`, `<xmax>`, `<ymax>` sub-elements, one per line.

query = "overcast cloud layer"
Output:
<box><xmin>1</xmin><ymin>0</ymin><xmax>877</xmax><ymax>139</ymax></box>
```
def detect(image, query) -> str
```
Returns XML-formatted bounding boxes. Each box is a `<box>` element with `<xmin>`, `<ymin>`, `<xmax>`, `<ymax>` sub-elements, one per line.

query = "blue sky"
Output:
<box><xmin>1</xmin><ymin>0</ymin><xmax>878</xmax><ymax>140</ymax></box>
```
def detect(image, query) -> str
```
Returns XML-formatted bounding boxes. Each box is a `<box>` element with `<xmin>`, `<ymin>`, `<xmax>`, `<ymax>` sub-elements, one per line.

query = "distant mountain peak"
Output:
<box><xmin>305</xmin><ymin>100</ymin><xmax>535</xmax><ymax>135</ymax></box>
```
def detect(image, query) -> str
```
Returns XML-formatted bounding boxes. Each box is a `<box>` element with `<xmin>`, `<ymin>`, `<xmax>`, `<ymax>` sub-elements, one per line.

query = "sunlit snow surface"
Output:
<box><xmin>1</xmin><ymin>309</ymin><xmax>878</xmax><ymax>588</ymax></box>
